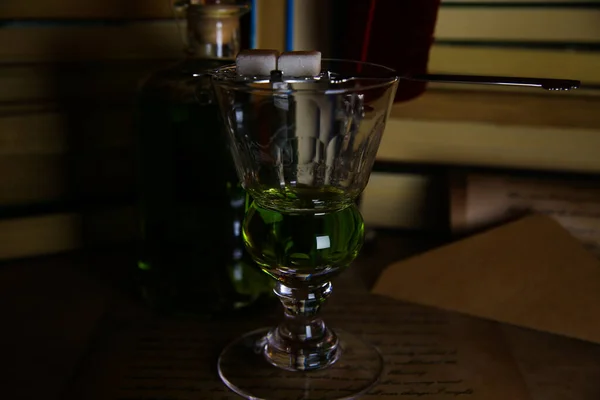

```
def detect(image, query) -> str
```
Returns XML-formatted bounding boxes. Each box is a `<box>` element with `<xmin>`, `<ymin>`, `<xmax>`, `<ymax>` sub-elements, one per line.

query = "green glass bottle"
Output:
<box><xmin>135</xmin><ymin>0</ymin><xmax>274</xmax><ymax>318</ymax></box>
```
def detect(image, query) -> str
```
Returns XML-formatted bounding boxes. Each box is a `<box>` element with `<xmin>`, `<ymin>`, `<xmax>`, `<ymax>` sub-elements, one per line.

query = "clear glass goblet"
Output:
<box><xmin>211</xmin><ymin>59</ymin><xmax>399</xmax><ymax>400</ymax></box>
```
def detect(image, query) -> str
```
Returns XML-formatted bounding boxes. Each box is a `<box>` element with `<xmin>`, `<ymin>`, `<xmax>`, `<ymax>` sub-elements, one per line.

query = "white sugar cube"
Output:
<box><xmin>277</xmin><ymin>51</ymin><xmax>322</xmax><ymax>77</ymax></box>
<box><xmin>236</xmin><ymin>49</ymin><xmax>279</xmax><ymax>76</ymax></box>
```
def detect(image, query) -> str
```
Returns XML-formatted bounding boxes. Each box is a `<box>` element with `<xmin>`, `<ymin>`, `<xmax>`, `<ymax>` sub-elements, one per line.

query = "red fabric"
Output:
<box><xmin>336</xmin><ymin>0</ymin><xmax>441</xmax><ymax>103</ymax></box>
<box><xmin>360</xmin><ymin>0</ymin><xmax>378</xmax><ymax>64</ymax></box>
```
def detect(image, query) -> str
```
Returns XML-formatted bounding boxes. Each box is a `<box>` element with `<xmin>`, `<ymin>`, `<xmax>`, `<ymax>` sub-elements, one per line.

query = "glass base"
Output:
<box><xmin>218</xmin><ymin>327</ymin><xmax>383</xmax><ymax>400</ymax></box>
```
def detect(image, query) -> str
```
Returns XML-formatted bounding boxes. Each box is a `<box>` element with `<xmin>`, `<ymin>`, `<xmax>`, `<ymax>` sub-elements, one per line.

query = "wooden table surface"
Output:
<box><xmin>0</xmin><ymin>231</ymin><xmax>443</xmax><ymax>400</ymax></box>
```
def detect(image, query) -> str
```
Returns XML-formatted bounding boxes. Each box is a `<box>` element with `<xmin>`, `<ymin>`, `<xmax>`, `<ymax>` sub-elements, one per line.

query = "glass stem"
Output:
<box><xmin>263</xmin><ymin>281</ymin><xmax>340</xmax><ymax>371</ymax></box>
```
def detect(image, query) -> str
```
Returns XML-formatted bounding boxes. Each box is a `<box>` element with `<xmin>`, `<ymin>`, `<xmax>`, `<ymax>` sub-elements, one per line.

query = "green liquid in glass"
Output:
<box><xmin>243</xmin><ymin>188</ymin><xmax>365</xmax><ymax>287</ymax></box>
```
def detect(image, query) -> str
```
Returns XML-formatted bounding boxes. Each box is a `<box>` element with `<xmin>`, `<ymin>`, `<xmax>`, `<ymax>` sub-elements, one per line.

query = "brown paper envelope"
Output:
<box><xmin>372</xmin><ymin>214</ymin><xmax>600</xmax><ymax>344</ymax></box>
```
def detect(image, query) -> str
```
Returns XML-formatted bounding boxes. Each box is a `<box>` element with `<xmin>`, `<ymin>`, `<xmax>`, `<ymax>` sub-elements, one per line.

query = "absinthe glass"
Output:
<box><xmin>212</xmin><ymin>60</ymin><xmax>399</xmax><ymax>399</ymax></box>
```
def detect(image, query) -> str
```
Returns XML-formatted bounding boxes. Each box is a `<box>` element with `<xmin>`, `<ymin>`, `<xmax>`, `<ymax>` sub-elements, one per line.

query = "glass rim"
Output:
<box><xmin>210</xmin><ymin>58</ymin><xmax>400</xmax><ymax>95</ymax></box>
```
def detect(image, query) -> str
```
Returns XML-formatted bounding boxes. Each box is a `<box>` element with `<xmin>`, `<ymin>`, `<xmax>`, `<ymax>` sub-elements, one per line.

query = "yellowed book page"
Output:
<box><xmin>435</xmin><ymin>9</ymin><xmax>600</xmax><ymax>42</ymax></box>
<box><xmin>361</xmin><ymin>173</ymin><xmax>438</xmax><ymax>230</ymax></box>
<box><xmin>390</xmin><ymin>90</ymin><xmax>600</xmax><ymax>131</ymax></box>
<box><xmin>428</xmin><ymin>45</ymin><xmax>600</xmax><ymax>85</ymax></box>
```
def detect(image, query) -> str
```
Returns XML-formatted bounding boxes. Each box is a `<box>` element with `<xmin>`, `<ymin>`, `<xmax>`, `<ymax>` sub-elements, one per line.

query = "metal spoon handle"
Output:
<box><xmin>407</xmin><ymin>73</ymin><xmax>580</xmax><ymax>91</ymax></box>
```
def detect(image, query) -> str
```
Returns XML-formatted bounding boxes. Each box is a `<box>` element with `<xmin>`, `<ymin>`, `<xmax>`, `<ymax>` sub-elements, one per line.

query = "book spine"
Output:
<box><xmin>285</xmin><ymin>0</ymin><xmax>294</xmax><ymax>51</ymax></box>
<box><xmin>250</xmin><ymin>0</ymin><xmax>258</xmax><ymax>48</ymax></box>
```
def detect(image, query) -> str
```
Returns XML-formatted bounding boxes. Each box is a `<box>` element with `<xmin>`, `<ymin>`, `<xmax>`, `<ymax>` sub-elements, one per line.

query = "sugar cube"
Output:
<box><xmin>277</xmin><ymin>51</ymin><xmax>322</xmax><ymax>77</ymax></box>
<box><xmin>236</xmin><ymin>49</ymin><xmax>279</xmax><ymax>76</ymax></box>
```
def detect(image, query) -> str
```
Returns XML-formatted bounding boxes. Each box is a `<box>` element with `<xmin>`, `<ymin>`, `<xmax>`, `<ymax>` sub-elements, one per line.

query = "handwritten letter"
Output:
<box><xmin>457</xmin><ymin>174</ymin><xmax>600</xmax><ymax>257</ymax></box>
<box><xmin>325</xmin><ymin>295</ymin><xmax>530</xmax><ymax>400</ymax></box>
<box><xmin>66</xmin><ymin>293</ymin><xmax>531</xmax><ymax>400</ymax></box>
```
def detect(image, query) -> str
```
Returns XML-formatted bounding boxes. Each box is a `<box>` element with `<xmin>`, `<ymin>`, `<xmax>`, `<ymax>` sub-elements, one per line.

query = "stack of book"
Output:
<box><xmin>362</xmin><ymin>0</ymin><xmax>600</xmax><ymax>252</ymax></box>
<box><xmin>1</xmin><ymin>0</ymin><xmax>599</xmax><ymax>258</ymax></box>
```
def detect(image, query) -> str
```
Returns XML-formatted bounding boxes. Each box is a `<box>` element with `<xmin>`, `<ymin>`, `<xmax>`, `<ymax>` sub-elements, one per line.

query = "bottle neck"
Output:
<box><xmin>185</xmin><ymin>4</ymin><xmax>247</xmax><ymax>60</ymax></box>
